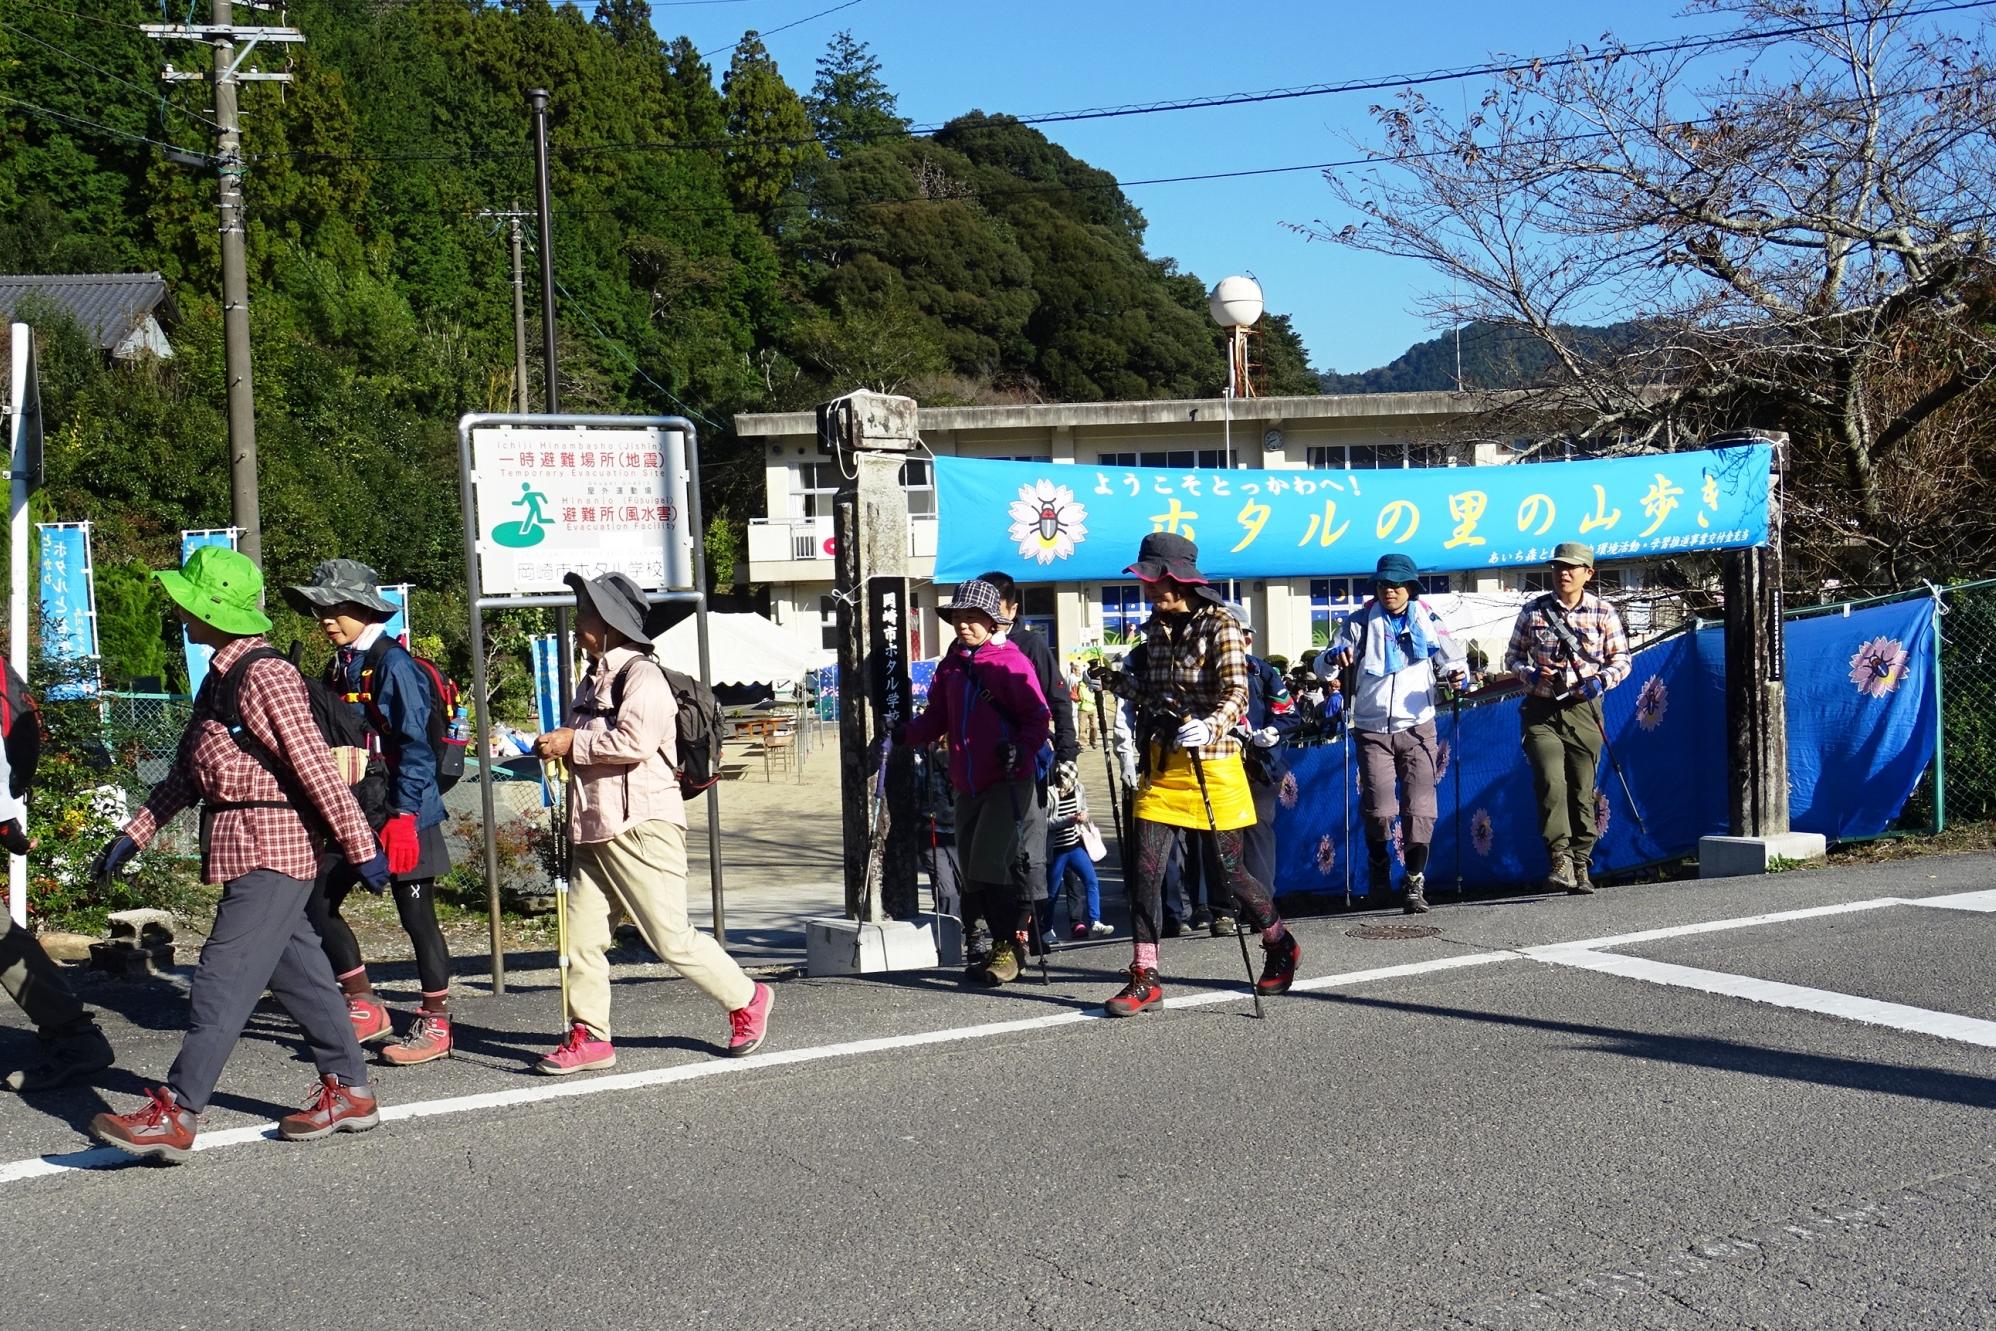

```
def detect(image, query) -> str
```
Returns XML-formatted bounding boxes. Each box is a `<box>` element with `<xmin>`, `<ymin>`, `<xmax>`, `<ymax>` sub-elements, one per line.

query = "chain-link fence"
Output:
<box><xmin>1935</xmin><ymin>578</ymin><xmax>1996</xmax><ymax>827</ymax></box>
<box><xmin>98</xmin><ymin>691</ymin><xmax>198</xmax><ymax>858</ymax></box>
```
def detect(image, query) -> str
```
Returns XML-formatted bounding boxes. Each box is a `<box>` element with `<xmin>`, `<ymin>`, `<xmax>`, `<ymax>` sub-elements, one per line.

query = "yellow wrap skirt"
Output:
<box><xmin>1133</xmin><ymin>747</ymin><xmax>1256</xmax><ymax>831</ymax></box>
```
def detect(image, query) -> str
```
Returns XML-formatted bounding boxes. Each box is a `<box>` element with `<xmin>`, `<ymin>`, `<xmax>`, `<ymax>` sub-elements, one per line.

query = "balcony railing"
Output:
<box><xmin>748</xmin><ymin>515</ymin><xmax>938</xmax><ymax>565</ymax></box>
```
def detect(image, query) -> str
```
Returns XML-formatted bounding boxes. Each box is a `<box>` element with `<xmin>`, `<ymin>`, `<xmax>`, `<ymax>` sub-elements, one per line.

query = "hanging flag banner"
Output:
<box><xmin>379</xmin><ymin>584</ymin><xmax>411</xmax><ymax>647</ymax></box>
<box><xmin>179</xmin><ymin>528</ymin><xmax>238</xmax><ymax>697</ymax></box>
<box><xmin>932</xmin><ymin>443</ymin><xmax>1772</xmax><ymax>584</ymax></box>
<box><xmin>530</xmin><ymin>631</ymin><xmax>562</xmax><ymax>807</ymax></box>
<box><xmin>36</xmin><ymin>522</ymin><xmax>99</xmax><ymax>700</ymax></box>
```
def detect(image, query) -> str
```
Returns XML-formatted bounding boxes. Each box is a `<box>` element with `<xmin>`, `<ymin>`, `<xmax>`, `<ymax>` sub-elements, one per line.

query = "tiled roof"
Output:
<box><xmin>0</xmin><ymin>272</ymin><xmax>175</xmax><ymax>352</ymax></box>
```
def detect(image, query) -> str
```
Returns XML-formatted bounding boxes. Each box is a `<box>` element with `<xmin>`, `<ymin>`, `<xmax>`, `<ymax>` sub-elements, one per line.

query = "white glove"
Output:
<box><xmin>1249</xmin><ymin>725</ymin><xmax>1281</xmax><ymax>748</ymax></box>
<box><xmin>1119</xmin><ymin>754</ymin><xmax>1139</xmax><ymax>787</ymax></box>
<box><xmin>1175</xmin><ymin>718</ymin><xmax>1213</xmax><ymax>749</ymax></box>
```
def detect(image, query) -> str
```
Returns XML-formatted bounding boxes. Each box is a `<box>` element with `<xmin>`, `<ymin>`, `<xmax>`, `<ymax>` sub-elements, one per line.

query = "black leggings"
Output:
<box><xmin>1130</xmin><ymin>818</ymin><xmax>1277</xmax><ymax>947</ymax></box>
<box><xmin>309</xmin><ymin>865</ymin><xmax>452</xmax><ymax>996</ymax></box>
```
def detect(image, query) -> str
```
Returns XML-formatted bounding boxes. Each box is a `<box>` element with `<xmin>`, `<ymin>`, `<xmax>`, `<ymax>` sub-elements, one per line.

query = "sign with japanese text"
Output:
<box><xmin>932</xmin><ymin>443</ymin><xmax>1772</xmax><ymax>583</ymax></box>
<box><xmin>469</xmin><ymin>425</ymin><xmax>694</xmax><ymax>595</ymax></box>
<box><xmin>868</xmin><ymin>577</ymin><xmax>911</xmax><ymax>735</ymax></box>
<box><xmin>36</xmin><ymin>522</ymin><xmax>98</xmax><ymax>700</ymax></box>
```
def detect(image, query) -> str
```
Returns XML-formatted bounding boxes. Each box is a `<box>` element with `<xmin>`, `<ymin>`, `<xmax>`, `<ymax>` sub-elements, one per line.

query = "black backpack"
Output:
<box><xmin>198</xmin><ymin>647</ymin><xmax>393</xmax><ymax>833</ymax></box>
<box><xmin>337</xmin><ymin>637</ymin><xmax>467</xmax><ymax>793</ymax></box>
<box><xmin>608</xmin><ymin>652</ymin><xmax>725</xmax><ymax>801</ymax></box>
<box><xmin>0</xmin><ymin>665</ymin><xmax>41</xmax><ymax>800</ymax></box>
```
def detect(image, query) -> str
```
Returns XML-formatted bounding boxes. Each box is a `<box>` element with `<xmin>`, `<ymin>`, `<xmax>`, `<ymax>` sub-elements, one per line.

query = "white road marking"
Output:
<box><xmin>1900</xmin><ymin>888</ymin><xmax>1996</xmax><ymax>913</ymax></box>
<box><xmin>1527</xmin><ymin>897</ymin><xmax>1905</xmax><ymax>954</ymax></box>
<box><xmin>1531</xmin><ymin>947</ymin><xmax>1996</xmax><ymax>1049</ymax></box>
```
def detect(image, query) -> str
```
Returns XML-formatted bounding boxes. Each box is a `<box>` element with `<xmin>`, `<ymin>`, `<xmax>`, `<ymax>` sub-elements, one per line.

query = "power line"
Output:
<box><xmin>0</xmin><ymin>0</ymin><xmax>147</xmax><ymax>26</ymax></box>
<box><xmin>551</xmin><ymin>275</ymin><xmax>724</xmax><ymax>430</ymax></box>
<box><xmin>698</xmin><ymin>0</ymin><xmax>863</xmax><ymax>59</ymax></box>
<box><xmin>0</xmin><ymin>89</ymin><xmax>208</xmax><ymax>157</ymax></box>
<box><xmin>0</xmin><ymin>18</ymin><xmax>224</xmax><ymax>131</ymax></box>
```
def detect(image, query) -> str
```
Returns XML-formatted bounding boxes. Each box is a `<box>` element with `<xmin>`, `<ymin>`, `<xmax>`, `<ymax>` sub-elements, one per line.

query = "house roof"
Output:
<box><xmin>0</xmin><ymin>272</ymin><xmax>176</xmax><ymax>353</ymax></box>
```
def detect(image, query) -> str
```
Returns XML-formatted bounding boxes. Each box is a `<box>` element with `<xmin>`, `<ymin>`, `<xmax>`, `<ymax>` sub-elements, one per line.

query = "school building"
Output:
<box><xmin>735</xmin><ymin>392</ymin><xmax>1653</xmax><ymax>668</ymax></box>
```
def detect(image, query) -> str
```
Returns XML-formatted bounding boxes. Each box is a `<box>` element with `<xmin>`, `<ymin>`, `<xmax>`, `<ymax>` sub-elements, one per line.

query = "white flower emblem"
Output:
<box><xmin>1005</xmin><ymin>479</ymin><xmax>1089</xmax><ymax>565</ymax></box>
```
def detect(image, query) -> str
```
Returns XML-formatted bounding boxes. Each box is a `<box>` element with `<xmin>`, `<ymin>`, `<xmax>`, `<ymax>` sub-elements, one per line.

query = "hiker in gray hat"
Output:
<box><xmin>533</xmin><ymin>570</ymin><xmax>775</xmax><ymax>1070</ymax></box>
<box><xmin>1316</xmin><ymin>553</ymin><xmax>1467</xmax><ymax>913</ymax></box>
<box><xmin>284</xmin><ymin>557</ymin><xmax>459</xmax><ymax>1066</ymax></box>
<box><xmin>1501</xmin><ymin>542</ymin><xmax>1631</xmax><ymax>894</ymax></box>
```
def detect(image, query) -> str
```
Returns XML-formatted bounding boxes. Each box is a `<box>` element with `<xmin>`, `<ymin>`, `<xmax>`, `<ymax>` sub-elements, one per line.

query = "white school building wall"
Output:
<box><xmin>736</xmin><ymin>392</ymin><xmax>1649</xmax><ymax>671</ymax></box>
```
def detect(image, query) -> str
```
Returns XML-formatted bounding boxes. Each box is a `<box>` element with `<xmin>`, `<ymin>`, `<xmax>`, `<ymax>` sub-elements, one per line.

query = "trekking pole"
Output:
<box><xmin>1092</xmin><ymin>684</ymin><xmax>1128</xmax><ymax>858</ymax></box>
<box><xmin>1340</xmin><ymin>707</ymin><xmax>1353</xmax><ymax>911</ymax></box>
<box><xmin>544</xmin><ymin>758</ymin><xmax>572</xmax><ymax>1030</ymax></box>
<box><xmin>1559</xmin><ymin>683</ymin><xmax>1647</xmax><ymax>836</ymax></box>
<box><xmin>1180</xmin><ymin>737</ymin><xmax>1263</xmax><ymax>1020</ymax></box>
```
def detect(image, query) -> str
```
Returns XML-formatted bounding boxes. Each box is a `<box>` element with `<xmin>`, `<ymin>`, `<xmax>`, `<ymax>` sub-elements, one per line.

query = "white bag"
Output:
<box><xmin>1079</xmin><ymin>820</ymin><xmax>1107</xmax><ymax>863</ymax></box>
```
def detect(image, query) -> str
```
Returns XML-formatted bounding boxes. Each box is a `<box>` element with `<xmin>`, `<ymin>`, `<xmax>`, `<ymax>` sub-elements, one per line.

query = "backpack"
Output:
<box><xmin>0</xmin><ymin>664</ymin><xmax>41</xmax><ymax>800</ymax></box>
<box><xmin>199</xmin><ymin>647</ymin><xmax>393</xmax><ymax>833</ymax></box>
<box><xmin>341</xmin><ymin>637</ymin><xmax>467</xmax><ymax>793</ymax></box>
<box><xmin>607</xmin><ymin>651</ymin><xmax>725</xmax><ymax>801</ymax></box>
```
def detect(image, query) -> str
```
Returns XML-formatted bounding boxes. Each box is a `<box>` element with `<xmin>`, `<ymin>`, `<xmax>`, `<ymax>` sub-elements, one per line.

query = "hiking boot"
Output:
<box><xmin>727</xmin><ymin>982</ymin><xmax>775</xmax><ymax>1058</ymax></box>
<box><xmin>1070</xmin><ymin>923</ymin><xmax>1091</xmax><ymax>941</ymax></box>
<box><xmin>1403</xmin><ymin>873</ymin><xmax>1430</xmax><ymax>915</ymax></box>
<box><xmin>1571</xmin><ymin>854</ymin><xmax>1596</xmax><ymax>894</ymax></box>
<box><xmin>347</xmin><ymin>995</ymin><xmax>392</xmax><ymax>1045</ymax></box>
<box><xmin>1368</xmin><ymin>856</ymin><xmax>1393</xmax><ymax>899</ymax></box>
<box><xmin>537</xmin><ymin>1022</ymin><xmax>616</xmax><ymax>1076</ymax></box>
<box><xmin>4</xmin><ymin>1019</ymin><xmax>114</xmax><ymax>1093</ymax></box>
<box><xmin>91</xmin><ymin>1087</ymin><xmax>197</xmax><ymax>1163</ymax></box>
<box><xmin>1104</xmin><ymin>966</ymin><xmax>1163</xmax><ymax>1017</ymax></box>
<box><xmin>277</xmin><ymin>1073</ymin><xmax>380</xmax><ymax>1141</ymax></box>
<box><xmin>1256</xmin><ymin>932</ymin><xmax>1302</xmax><ymax>996</ymax></box>
<box><xmin>981</xmin><ymin>938</ymin><xmax>1023</xmax><ymax>985</ymax></box>
<box><xmin>380</xmin><ymin>1013</ymin><xmax>452</xmax><ymax>1067</ymax></box>
<box><xmin>1086</xmin><ymin>920</ymin><xmax>1115</xmax><ymax>939</ymax></box>
<box><xmin>1162</xmin><ymin>916</ymin><xmax>1188</xmax><ymax>938</ymax></box>
<box><xmin>1545</xmin><ymin>856</ymin><xmax>1582</xmax><ymax>894</ymax></box>
<box><xmin>1209</xmin><ymin>915</ymin><xmax>1239</xmax><ymax>937</ymax></box>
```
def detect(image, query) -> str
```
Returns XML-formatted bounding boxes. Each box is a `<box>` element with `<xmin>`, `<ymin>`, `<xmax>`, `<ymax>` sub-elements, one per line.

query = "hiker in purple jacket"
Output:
<box><xmin>895</xmin><ymin>578</ymin><xmax>1051</xmax><ymax>986</ymax></box>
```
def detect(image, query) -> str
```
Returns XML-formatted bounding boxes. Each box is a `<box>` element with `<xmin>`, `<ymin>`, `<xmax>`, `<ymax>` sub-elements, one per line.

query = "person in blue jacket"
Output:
<box><xmin>285</xmin><ymin>560</ymin><xmax>456</xmax><ymax>1066</ymax></box>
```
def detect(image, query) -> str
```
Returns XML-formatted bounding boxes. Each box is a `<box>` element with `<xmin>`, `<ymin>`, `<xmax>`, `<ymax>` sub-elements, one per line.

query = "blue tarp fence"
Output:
<box><xmin>1271</xmin><ymin>595</ymin><xmax>1939</xmax><ymax>896</ymax></box>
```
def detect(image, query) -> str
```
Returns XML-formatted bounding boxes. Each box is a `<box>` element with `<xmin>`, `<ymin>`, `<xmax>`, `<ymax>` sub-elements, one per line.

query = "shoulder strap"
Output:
<box><xmin>608</xmin><ymin>650</ymin><xmax>666</xmax><ymax>712</ymax></box>
<box><xmin>1536</xmin><ymin>595</ymin><xmax>1597</xmax><ymax>666</ymax></box>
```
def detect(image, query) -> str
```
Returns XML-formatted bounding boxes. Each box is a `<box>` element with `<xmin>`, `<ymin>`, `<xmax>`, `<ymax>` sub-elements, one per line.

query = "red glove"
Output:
<box><xmin>380</xmin><ymin>814</ymin><xmax>421</xmax><ymax>876</ymax></box>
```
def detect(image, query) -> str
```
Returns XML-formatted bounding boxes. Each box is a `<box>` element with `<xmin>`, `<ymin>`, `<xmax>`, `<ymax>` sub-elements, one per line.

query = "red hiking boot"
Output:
<box><xmin>380</xmin><ymin>1013</ymin><xmax>452</xmax><ymax>1066</ymax></box>
<box><xmin>91</xmin><ymin>1087</ymin><xmax>197</xmax><ymax>1163</ymax></box>
<box><xmin>537</xmin><ymin>1022</ymin><xmax>616</xmax><ymax>1076</ymax></box>
<box><xmin>1256</xmin><ymin>932</ymin><xmax>1301</xmax><ymax>996</ymax></box>
<box><xmin>347</xmin><ymin>995</ymin><xmax>392</xmax><ymax>1045</ymax></box>
<box><xmin>1104</xmin><ymin>966</ymin><xmax>1163</xmax><ymax>1017</ymax></box>
<box><xmin>727</xmin><ymin>983</ymin><xmax>775</xmax><ymax>1057</ymax></box>
<box><xmin>277</xmin><ymin>1074</ymin><xmax>381</xmax><ymax>1141</ymax></box>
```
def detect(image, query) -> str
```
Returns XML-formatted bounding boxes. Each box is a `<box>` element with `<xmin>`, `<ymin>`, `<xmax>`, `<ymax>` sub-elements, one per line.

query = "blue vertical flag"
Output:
<box><xmin>36</xmin><ymin>523</ymin><xmax>99</xmax><ymax>700</ymax></box>
<box><xmin>179</xmin><ymin>529</ymin><xmax>238</xmax><ymax>697</ymax></box>
<box><xmin>531</xmin><ymin>632</ymin><xmax>561</xmax><ymax>806</ymax></box>
<box><xmin>379</xmin><ymin>584</ymin><xmax>411</xmax><ymax>647</ymax></box>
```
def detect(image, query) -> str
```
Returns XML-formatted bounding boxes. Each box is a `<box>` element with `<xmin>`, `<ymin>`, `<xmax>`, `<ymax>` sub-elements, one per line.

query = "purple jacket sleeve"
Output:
<box><xmin>995</xmin><ymin>651</ymin><xmax>1050</xmax><ymax>756</ymax></box>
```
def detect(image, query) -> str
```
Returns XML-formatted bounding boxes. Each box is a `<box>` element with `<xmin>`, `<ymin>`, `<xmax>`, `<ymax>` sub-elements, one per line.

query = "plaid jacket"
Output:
<box><xmin>1503</xmin><ymin>592</ymin><xmax>1632</xmax><ymax>699</ymax></box>
<box><xmin>125</xmin><ymin>636</ymin><xmax>379</xmax><ymax>883</ymax></box>
<box><xmin>1136</xmin><ymin>602</ymin><xmax>1250</xmax><ymax>763</ymax></box>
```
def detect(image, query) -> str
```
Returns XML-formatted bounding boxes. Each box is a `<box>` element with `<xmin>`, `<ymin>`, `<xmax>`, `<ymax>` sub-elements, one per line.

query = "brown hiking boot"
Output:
<box><xmin>980</xmin><ymin>937</ymin><xmax>1023</xmax><ymax>985</ymax></box>
<box><xmin>5</xmin><ymin>1020</ymin><xmax>114</xmax><ymax>1093</ymax></box>
<box><xmin>1545</xmin><ymin>856</ymin><xmax>1582</xmax><ymax>894</ymax></box>
<box><xmin>277</xmin><ymin>1074</ymin><xmax>381</xmax><ymax>1141</ymax></box>
<box><xmin>91</xmin><ymin>1087</ymin><xmax>197</xmax><ymax>1163</ymax></box>
<box><xmin>1403</xmin><ymin>873</ymin><xmax>1430</xmax><ymax>914</ymax></box>
<box><xmin>1571</xmin><ymin>854</ymin><xmax>1596</xmax><ymax>894</ymax></box>
<box><xmin>380</xmin><ymin>1013</ymin><xmax>452</xmax><ymax>1067</ymax></box>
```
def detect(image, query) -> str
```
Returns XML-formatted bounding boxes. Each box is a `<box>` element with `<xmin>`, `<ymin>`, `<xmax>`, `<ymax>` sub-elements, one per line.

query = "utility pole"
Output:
<box><xmin>528</xmin><ymin>89</ymin><xmax>559</xmax><ymax>414</ymax></box>
<box><xmin>477</xmin><ymin>205</ymin><xmax>535</xmax><ymax>411</ymax></box>
<box><xmin>145</xmin><ymin>5</ymin><xmax>303</xmax><ymax>567</ymax></box>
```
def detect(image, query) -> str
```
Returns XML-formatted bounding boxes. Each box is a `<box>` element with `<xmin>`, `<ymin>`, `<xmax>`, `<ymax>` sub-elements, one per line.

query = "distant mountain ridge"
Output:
<box><xmin>1319</xmin><ymin>320</ymin><xmax>1646</xmax><ymax>394</ymax></box>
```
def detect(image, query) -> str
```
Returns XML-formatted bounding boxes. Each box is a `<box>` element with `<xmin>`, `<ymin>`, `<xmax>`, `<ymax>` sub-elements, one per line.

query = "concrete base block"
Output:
<box><xmin>922</xmin><ymin>912</ymin><xmax>965</xmax><ymax>968</ymax></box>
<box><xmin>805</xmin><ymin>918</ymin><xmax>940</xmax><ymax>977</ymax></box>
<box><xmin>1699</xmin><ymin>832</ymin><xmax>1829</xmax><ymax>878</ymax></box>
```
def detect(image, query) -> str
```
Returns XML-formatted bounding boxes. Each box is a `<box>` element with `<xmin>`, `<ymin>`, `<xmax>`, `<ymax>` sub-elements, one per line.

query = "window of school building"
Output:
<box><xmin>1097</xmin><ymin>449</ymin><xmax>1228</xmax><ymax>470</ymax></box>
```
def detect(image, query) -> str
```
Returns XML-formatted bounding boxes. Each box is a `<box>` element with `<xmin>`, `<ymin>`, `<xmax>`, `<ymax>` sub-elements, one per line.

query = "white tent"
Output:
<box><xmin>652</xmin><ymin>612</ymin><xmax>831</xmax><ymax>688</ymax></box>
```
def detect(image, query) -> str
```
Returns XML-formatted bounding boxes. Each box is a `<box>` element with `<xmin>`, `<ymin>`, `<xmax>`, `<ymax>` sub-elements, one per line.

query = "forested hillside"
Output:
<box><xmin>1318</xmin><ymin>320</ymin><xmax>1646</xmax><ymax>395</ymax></box>
<box><xmin>0</xmin><ymin>0</ymin><xmax>1318</xmax><ymax>685</ymax></box>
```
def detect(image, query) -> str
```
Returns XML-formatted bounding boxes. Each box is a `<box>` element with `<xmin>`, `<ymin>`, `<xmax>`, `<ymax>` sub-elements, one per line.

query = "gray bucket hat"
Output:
<box><xmin>943</xmin><ymin>579</ymin><xmax>1012</xmax><ymax>626</ymax></box>
<box><xmin>282</xmin><ymin>558</ymin><xmax>397</xmax><ymax>618</ymax></box>
<box><xmin>564</xmin><ymin>570</ymin><xmax>652</xmax><ymax>645</ymax></box>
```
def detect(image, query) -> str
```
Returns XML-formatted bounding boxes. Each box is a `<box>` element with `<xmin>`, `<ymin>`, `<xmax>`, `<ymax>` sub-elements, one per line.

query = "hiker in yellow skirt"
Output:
<box><xmin>1100</xmin><ymin>533</ymin><xmax>1303</xmax><ymax>1016</ymax></box>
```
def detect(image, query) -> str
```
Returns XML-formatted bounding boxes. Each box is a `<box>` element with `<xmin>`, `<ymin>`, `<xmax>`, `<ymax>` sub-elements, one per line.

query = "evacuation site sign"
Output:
<box><xmin>469</xmin><ymin>423</ymin><xmax>694</xmax><ymax>594</ymax></box>
<box><xmin>930</xmin><ymin>441</ymin><xmax>1773</xmax><ymax>583</ymax></box>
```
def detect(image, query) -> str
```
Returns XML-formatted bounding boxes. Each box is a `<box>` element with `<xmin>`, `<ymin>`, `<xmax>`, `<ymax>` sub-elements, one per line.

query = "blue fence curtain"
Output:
<box><xmin>1270</xmin><ymin>596</ymin><xmax>1938</xmax><ymax>896</ymax></box>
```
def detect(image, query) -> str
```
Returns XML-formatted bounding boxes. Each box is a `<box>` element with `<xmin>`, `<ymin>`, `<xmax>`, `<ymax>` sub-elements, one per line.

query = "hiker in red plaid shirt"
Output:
<box><xmin>87</xmin><ymin>547</ymin><xmax>392</xmax><ymax>1163</ymax></box>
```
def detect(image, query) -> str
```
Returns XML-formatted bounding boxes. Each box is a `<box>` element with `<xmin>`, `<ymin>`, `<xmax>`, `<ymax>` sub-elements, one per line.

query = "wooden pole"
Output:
<box><xmin>1721</xmin><ymin>432</ymin><xmax>1789</xmax><ymax>837</ymax></box>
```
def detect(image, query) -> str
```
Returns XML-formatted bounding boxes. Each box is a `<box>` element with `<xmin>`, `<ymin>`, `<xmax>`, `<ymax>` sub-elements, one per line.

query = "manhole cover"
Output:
<box><xmin>1344</xmin><ymin>924</ymin><xmax>1442</xmax><ymax>941</ymax></box>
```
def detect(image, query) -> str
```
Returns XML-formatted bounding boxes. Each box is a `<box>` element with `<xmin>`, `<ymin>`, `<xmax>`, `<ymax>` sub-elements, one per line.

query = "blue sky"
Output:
<box><xmin>649</xmin><ymin>0</ymin><xmax>1741</xmax><ymax>378</ymax></box>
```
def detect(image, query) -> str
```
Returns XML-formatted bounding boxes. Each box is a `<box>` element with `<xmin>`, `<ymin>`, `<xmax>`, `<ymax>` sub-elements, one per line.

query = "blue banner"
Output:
<box><xmin>179</xmin><ymin>529</ymin><xmax>237</xmax><ymax>697</ymax></box>
<box><xmin>36</xmin><ymin>523</ymin><xmax>98</xmax><ymax>700</ymax></box>
<box><xmin>934</xmin><ymin>443</ymin><xmax>1772</xmax><ymax>583</ymax></box>
<box><xmin>531</xmin><ymin>632</ymin><xmax>561</xmax><ymax>734</ymax></box>
<box><xmin>380</xmin><ymin>584</ymin><xmax>410</xmax><ymax>647</ymax></box>
<box><xmin>1270</xmin><ymin>596</ymin><xmax>1937</xmax><ymax>896</ymax></box>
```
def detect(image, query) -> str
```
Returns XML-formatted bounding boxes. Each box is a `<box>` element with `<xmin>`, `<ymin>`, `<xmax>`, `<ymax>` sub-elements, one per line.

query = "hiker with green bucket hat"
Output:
<box><xmin>87</xmin><ymin>546</ymin><xmax>392</xmax><ymax>1163</ymax></box>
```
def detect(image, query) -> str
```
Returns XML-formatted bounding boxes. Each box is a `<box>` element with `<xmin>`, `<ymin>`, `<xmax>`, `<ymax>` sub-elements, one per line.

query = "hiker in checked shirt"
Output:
<box><xmin>87</xmin><ymin>547</ymin><xmax>392</xmax><ymax>1163</ymax></box>
<box><xmin>1501</xmin><ymin>541</ymin><xmax>1631</xmax><ymax>896</ymax></box>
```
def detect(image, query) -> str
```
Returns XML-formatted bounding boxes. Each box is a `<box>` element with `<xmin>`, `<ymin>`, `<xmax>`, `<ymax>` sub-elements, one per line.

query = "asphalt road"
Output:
<box><xmin>2</xmin><ymin>855</ymin><xmax>1993</xmax><ymax>1330</ymax></box>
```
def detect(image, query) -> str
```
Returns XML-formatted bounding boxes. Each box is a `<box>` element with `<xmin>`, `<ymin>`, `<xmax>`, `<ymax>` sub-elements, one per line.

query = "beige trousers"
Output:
<box><xmin>570</xmin><ymin>819</ymin><xmax>754</xmax><ymax>1039</ymax></box>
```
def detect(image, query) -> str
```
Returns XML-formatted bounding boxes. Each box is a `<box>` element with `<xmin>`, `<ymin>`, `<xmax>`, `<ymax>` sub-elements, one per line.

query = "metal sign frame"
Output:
<box><xmin>458</xmin><ymin>412</ymin><xmax>723</xmax><ymax>992</ymax></box>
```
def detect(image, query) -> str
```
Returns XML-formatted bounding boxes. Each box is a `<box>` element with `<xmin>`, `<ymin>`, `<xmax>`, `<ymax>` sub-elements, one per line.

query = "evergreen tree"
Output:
<box><xmin>807</xmin><ymin>31</ymin><xmax>908</xmax><ymax>157</ymax></box>
<box><xmin>721</xmin><ymin>33</ymin><xmax>820</xmax><ymax>213</ymax></box>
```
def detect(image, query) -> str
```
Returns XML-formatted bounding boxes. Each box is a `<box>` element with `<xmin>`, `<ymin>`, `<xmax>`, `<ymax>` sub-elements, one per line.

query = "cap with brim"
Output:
<box><xmin>1123</xmin><ymin>531</ymin><xmax>1226</xmax><ymax>606</ymax></box>
<box><xmin>1371</xmin><ymin>552</ymin><xmax>1422</xmax><ymax>588</ymax></box>
<box><xmin>1548</xmin><ymin>541</ymin><xmax>1595</xmax><ymax>568</ymax></box>
<box><xmin>154</xmin><ymin>545</ymin><xmax>272</xmax><ymax>636</ymax></box>
<box><xmin>281</xmin><ymin>557</ymin><xmax>398</xmax><ymax>618</ymax></box>
<box><xmin>943</xmin><ymin>578</ymin><xmax>1013</xmax><ymax>627</ymax></box>
<box><xmin>565</xmin><ymin>571</ymin><xmax>652</xmax><ymax>645</ymax></box>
